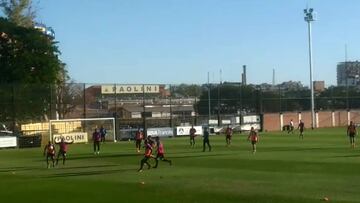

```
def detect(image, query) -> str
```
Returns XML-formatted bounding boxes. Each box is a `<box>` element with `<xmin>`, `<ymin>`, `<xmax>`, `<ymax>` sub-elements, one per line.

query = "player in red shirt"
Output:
<box><xmin>153</xmin><ymin>137</ymin><xmax>172</xmax><ymax>168</ymax></box>
<box><xmin>298</xmin><ymin>120</ymin><xmax>305</xmax><ymax>140</ymax></box>
<box><xmin>56</xmin><ymin>137</ymin><xmax>74</xmax><ymax>166</ymax></box>
<box><xmin>225</xmin><ymin>125</ymin><xmax>233</xmax><ymax>147</ymax></box>
<box><xmin>138</xmin><ymin>139</ymin><xmax>155</xmax><ymax>172</ymax></box>
<box><xmin>43</xmin><ymin>141</ymin><xmax>56</xmax><ymax>168</ymax></box>
<box><xmin>347</xmin><ymin>121</ymin><xmax>357</xmax><ymax>148</ymax></box>
<box><xmin>189</xmin><ymin>125</ymin><xmax>196</xmax><ymax>147</ymax></box>
<box><xmin>248</xmin><ymin>127</ymin><xmax>259</xmax><ymax>154</ymax></box>
<box><xmin>135</xmin><ymin>128</ymin><xmax>144</xmax><ymax>153</ymax></box>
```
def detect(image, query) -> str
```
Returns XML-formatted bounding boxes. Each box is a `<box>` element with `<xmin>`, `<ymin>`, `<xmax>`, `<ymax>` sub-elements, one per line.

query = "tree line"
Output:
<box><xmin>0</xmin><ymin>0</ymin><xmax>71</xmax><ymax>128</ymax></box>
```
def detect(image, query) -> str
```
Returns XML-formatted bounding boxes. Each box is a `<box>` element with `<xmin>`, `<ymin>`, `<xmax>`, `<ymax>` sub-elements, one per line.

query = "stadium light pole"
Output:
<box><xmin>304</xmin><ymin>8</ymin><xmax>316</xmax><ymax>129</ymax></box>
<box><xmin>208</xmin><ymin>72</ymin><xmax>211</xmax><ymax>124</ymax></box>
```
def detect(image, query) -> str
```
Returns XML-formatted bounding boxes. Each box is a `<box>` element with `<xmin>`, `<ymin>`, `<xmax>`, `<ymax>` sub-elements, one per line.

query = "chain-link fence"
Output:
<box><xmin>1</xmin><ymin>83</ymin><xmax>359</xmax><ymax>135</ymax></box>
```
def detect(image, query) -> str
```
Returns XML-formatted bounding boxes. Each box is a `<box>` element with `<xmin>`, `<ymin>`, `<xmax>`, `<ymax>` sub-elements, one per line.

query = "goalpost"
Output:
<box><xmin>49</xmin><ymin>117</ymin><xmax>116</xmax><ymax>143</ymax></box>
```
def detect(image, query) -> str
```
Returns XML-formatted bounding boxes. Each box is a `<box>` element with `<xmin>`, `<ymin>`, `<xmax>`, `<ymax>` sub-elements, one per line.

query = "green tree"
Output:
<box><xmin>171</xmin><ymin>84</ymin><xmax>202</xmax><ymax>97</ymax></box>
<box><xmin>0</xmin><ymin>17</ymin><xmax>62</xmax><ymax>84</ymax></box>
<box><xmin>0</xmin><ymin>17</ymin><xmax>65</xmax><ymax>127</ymax></box>
<box><xmin>196</xmin><ymin>84</ymin><xmax>261</xmax><ymax>115</ymax></box>
<box><xmin>0</xmin><ymin>0</ymin><xmax>35</xmax><ymax>27</ymax></box>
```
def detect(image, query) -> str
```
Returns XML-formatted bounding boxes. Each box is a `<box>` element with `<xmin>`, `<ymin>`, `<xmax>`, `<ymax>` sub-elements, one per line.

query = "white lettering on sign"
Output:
<box><xmin>101</xmin><ymin>85</ymin><xmax>160</xmax><ymax>94</ymax></box>
<box><xmin>147</xmin><ymin>128</ymin><xmax>174</xmax><ymax>137</ymax></box>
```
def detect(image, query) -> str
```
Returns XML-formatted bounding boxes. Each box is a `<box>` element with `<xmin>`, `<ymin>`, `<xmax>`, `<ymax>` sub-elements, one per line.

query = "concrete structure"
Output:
<box><xmin>242</xmin><ymin>65</ymin><xmax>247</xmax><ymax>85</ymax></box>
<box><xmin>313</xmin><ymin>81</ymin><xmax>325</xmax><ymax>93</ymax></box>
<box><xmin>263</xmin><ymin>110</ymin><xmax>355</xmax><ymax>132</ymax></box>
<box><xmin>278</xmin><ymin>81</ymin><xmax>306</xmax><ymax>91</ymax></box>
<box><xmin>34</xmin><ymin>23</ymin><xmax>55</xmax><ymax>39</ymax></box>
<box><xmin>337</xmin><ymin>61</ymin><xmax>360</xmax><ymax>86</ymax></box>
<box><xmin>119</xmin><ymin>105</ymin><xmax>194</xmax><ymax>119</ymax></box>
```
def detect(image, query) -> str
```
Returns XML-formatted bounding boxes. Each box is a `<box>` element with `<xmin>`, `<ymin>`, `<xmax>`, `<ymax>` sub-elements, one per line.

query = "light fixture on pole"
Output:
<box><xmin>304</xmin><ymin>7</ymin><xmax>316</xmax><ymax>129</ymax></box>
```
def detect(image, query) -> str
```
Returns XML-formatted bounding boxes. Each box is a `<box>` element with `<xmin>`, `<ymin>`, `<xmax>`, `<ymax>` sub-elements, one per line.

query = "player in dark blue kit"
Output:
<box><xmin>202</xmin><ymin>127</ymin><xmax>211</xmax><ymax>152</ymax></box>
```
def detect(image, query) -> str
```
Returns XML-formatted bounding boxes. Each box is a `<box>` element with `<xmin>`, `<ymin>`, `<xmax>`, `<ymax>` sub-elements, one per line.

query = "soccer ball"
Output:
<box><xmin>323</xmin><ymin>197</ymin><xmax>329</xmax><ymax>201</ymax></box>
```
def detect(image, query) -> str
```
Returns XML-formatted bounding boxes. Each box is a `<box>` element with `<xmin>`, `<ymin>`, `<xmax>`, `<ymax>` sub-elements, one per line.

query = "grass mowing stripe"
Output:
<box><xmin>0</xmin><ymin>127</ymin><xmax>359</xmax><ymax>202</ymax></box>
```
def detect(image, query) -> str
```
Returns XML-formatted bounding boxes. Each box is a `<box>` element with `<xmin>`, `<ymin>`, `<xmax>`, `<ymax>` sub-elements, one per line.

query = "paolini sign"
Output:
<box><xmin>53</xmin><ymin>132</ymin><xmax>88</xmax><ymax>143</ymax></box>
<box><xmin>101</xmin><ymin>85</ymin><xmax>160</xmax><ymax>94</ymax></box>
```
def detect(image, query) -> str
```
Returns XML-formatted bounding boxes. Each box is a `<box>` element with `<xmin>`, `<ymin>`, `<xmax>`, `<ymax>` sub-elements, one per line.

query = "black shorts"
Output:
<box><xmin>47</xmin><ymin>153</ymin><xmax>55</xmax><ymax>158</ymax></box>
<box><xmin>226</xmin><ymin>135</ymin><xmax>232</xmax><ymax>139</ymax></box>
<box><xmin>142</xmin><ymin>156</ymin><xmax>151</xmax><ymax>161</ymax></box>
<box><xmin>59</xmin><ymin>150</ymin><xmax>67</xmax><ymax>156</ymax></box>
<box><xmin>251</xmin><ymin>141</ymin><xmax>257</xmax><ymax>145</ymax></box>
<box><xmin>349</xmin><ymin>133</ymin><xmax>355</xmax><ymax>137</ymax></box>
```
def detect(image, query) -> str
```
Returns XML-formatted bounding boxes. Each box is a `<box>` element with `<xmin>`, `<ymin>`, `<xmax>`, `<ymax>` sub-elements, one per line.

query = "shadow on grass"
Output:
<box><xmin>0</xmin><ymin>164</ymin><xmax>121</xmax><ymax>173</ymax></box>
<box><xmin>57</xmin><ymin>164</ymin><xmax>119</xmax><ymax>170</ymax></box>
<box><xmin>172</xmin><ymin>152</ymin><xmax>239</xmax><ymax>159</ymax></box>
<box><xmin>332</xmin><ymin>154</ymin><xmax>360</xmax><ymax>158</ymax></box>
<box><xmin>261</xmin><ymin>146</ymin><xmax>329</xmax><ymax>152</ymax></box>
<box><xmin>33</xmin><ymin>153</ymin><xmax>140</xmax><ymax>162</ymax></box>
<box><xmin>0</xmin><ymin>166</ymin><xmax>40</xmax><ymax>172</ymax></box>
<box><xmin>42</xmin><ymin>168</ymin><xmax>134</xmax><ymax>178</ymax></box>
<box><xmin>69</xmin><ymin>153</ymin><xmax>140</xmax><ymax>160</ymax></box>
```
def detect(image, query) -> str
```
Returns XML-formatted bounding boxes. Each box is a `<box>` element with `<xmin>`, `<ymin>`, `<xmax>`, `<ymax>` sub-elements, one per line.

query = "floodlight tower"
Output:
<box><xmin>304</xmin><ymin>8</ymin><xmax>316</xmax><ymax>129</ymax></box>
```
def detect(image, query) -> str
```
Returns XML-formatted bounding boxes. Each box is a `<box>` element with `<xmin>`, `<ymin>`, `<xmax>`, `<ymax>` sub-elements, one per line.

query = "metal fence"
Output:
<box><xmin>0</xmin><ymin>83</ymin><xmax>358</xmax><ymax>133</ymax></box>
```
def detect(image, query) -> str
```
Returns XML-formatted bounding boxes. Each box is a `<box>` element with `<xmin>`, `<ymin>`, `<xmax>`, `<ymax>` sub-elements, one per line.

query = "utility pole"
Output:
<box><xmin>304</xmin><ymin>7</ymin><xmax>316</xmax><ymax>129</ymax></box>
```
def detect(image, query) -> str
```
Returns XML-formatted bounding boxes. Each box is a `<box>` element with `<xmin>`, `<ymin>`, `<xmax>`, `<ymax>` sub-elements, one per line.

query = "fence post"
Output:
<box><xmin>217</xmin><ymin>83</ymin><xmax>221</xmax><ymax>127</ymax></box>
<box><xmin>169</xmin><ymin>84</ymin><xmax>173</xmax><ymax>128</ymax></box>
<box><xmin>279</xmin><ymin>86</ymin><xmax>282</xmax><ymax>113</ymax></box>
<box><xmin>315</xmin><ymin>111</ymin><xmax>319</xmax><ymax>128</ymax></box>
<box><xmin>11</xmin><ymin>84</ymin><xmax>16</xmax><ymax>132</ymax></box>
<box><xmin>83</xmin><ymin>83</ymin><xmax>86</xmax><ymax>119</ymax></box>
<box><xmin>49</xmin><ymin>84</ymin><xmax>53</xmax><ymax>120</ymax></box>
<box><xmin>142</xmin><ymin>84</ymin><xmax>147</xmax><ymax>137</ymax></box>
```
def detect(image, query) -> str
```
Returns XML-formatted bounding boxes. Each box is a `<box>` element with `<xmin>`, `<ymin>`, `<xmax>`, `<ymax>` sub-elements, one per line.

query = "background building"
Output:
<box><xmin>313</xmin><ymin>81</ymin><xmax>325</xmax><ymax>93</ymax></box>
<box><xmin>337</xmin><ymin>61</ymin><xmax>360</xmax><ymax>86</ymax></box>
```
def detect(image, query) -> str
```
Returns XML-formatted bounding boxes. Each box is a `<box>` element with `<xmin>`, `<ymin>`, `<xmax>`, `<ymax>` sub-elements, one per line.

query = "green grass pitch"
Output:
<box><xmin>1</xmin><ymin>128</ymin><xmax>360</xmax><ymax>203</ymax></box>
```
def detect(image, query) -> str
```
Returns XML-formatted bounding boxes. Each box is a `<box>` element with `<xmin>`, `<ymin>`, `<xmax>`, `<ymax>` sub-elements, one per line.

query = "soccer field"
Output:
<box><xmin>1</xmin><ymin>128</ymin><xmax>360</xmax><ymax>203</ymax></box>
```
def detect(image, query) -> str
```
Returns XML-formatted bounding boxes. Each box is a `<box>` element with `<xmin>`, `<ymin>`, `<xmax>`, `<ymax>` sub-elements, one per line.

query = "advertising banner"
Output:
<box><xmin>0</xmin><ymin>136</ymin><xmax>17</xmax><ymax>148</ymax></box>
<box><xmin>209</xmin><ymin>120</ymin><xmax>218</xmax><ymax>125</ymax></box>
<box><xmin>176</xmin><ymin>126</ymin><xmax>203</xmax><ymax>136</ymax></box>
<box><xmin>243</xmin><ymin>115</ymin><xmax>261</xmax><ymax>124</ymax></box>
<box><xmin>222</xmin><ymin>120</ymin><xmax>231</xmax><ymax>124</ymax></box>
<box><xmin>240</xmin><ymin>124</ymin><xmax>261</xmax><ymax>131</ymax></box>
<box><xmin>147</xmin><ymin>127</ymin><xmax>174</xmax><ymax>137</ymax></box>
<box><xmin>53</xmin><ymin>132</ymin><xmax>88</xmax><ymax>143</ymax></box>
<box><xmin>101</xmin><ymin>85</ymin><xmax>160</xmax><ymax>94</ymax></box>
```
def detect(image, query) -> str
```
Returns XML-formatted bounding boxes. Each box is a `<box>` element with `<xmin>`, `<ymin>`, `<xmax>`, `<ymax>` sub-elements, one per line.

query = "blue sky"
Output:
<box><xmin>23</xmin><ymin>1</ymin><xmax>360</xmax><ymax>85</ymax></box>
